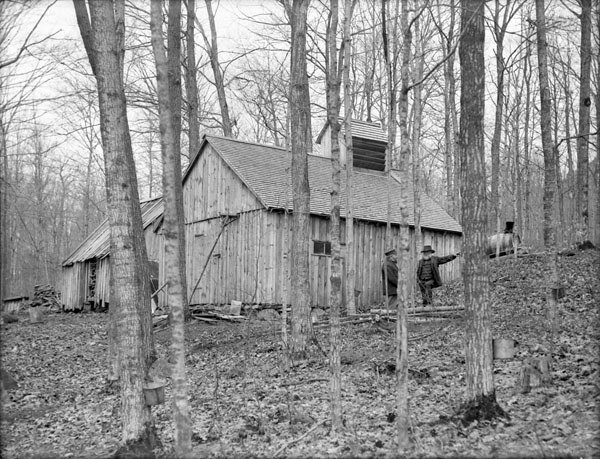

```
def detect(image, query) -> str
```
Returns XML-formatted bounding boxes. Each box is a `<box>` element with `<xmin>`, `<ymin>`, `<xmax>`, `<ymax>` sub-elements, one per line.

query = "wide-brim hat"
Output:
<box><xmin>421</xmin><ymin>245</ymin><xmax>435</xmax><ymax>253</ymax></box>
<box><xmin>384</xmin><ymin>248</ymin><xmax>397</xmax><ymax>256</ymax></box>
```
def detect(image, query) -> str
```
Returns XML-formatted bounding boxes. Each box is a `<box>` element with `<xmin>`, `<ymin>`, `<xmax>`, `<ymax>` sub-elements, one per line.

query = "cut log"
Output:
<box><xmin>371</xmin><ymin>306</ymin><xmax>464</xmax><ymax>315</ymax></box>
<box><xmin>193</xmin><ymin>316</ymin><xmax>218</xmax><ymax>324</ymax></box>
<box><xmin>518</xmin><ymin>355</ymin><xmax>552</xmax><ymax>393</ymax></box>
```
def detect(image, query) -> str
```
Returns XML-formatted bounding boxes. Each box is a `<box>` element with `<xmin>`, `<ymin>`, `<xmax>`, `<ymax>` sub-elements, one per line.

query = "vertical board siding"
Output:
<box><xmin>95</xmin><ymin>257</ymin><xmax>110</xmax><ymax>306</ymax></box>
<box><xmin>304</xmin><ymin>217</ymin><xmax>461</xmax><ymax>309</ymax></box>
<box><xmin>184</xmin><ymin>144</ymin><xmax>266</xmax><ymax>307</ymax></box>
<box><xmin>61</xmin><ymin>225</ymin><xmax>165</xmax><ymax>311</ymax></box>
<box><xmin>181</xmin><ymin>142</ymin><xmax>462</xmax><ymax>310</ymax></box>
<box><xmin>183</xmin><ymin>145</ymin><xmax>263</xmax><ymax>225</ymax></box>
<box><xmin>61</xmin><ymin>264</ymin><xmax>85</xmax><ymax>311</ymax></box>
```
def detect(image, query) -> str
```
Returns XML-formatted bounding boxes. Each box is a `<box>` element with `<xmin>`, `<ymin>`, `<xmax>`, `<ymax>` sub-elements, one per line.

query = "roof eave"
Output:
<box><xmin>265</xmin><ymin>205</ymin><xmax>462</xmax><ymax>233</ymax></box>
<box><xmin>182</xmin><ymin>134</ymin><xmax>210</xmax><ymax>185</ymax></box>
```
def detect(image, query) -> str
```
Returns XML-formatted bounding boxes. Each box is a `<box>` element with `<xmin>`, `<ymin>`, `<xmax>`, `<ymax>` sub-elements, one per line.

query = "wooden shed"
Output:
<box><xmin>61</xmin><ymin>197</ymin><xmax>165</xmax><ymax>311</ymax></box>
<box><xmin>183</xmin><ymin>124</ymin><xmax>462</xmax><ymax>310</ymax></box>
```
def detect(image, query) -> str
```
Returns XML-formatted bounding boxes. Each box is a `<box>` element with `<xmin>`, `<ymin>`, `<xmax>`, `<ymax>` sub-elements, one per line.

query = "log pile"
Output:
<box><xmin>188</xmin><ymin>303</ymin><xmax>245</xmax><ymax>323</ymax></box>
<box><xmin>29</xmin><ymin>284</ymin><xmax>61</xmax><ymax>311</ymax></box>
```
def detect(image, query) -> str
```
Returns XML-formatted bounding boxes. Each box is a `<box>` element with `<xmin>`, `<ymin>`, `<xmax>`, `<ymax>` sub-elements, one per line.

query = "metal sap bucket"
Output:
<box><xmin>143</xmin><ymin>381</ymin><xmax>166</xmax><ymax>406</ymax></box>
<box><xmin>493</xmin><ymin>338</ymin><xmax>517</xmax><ymax>359</ymax></box>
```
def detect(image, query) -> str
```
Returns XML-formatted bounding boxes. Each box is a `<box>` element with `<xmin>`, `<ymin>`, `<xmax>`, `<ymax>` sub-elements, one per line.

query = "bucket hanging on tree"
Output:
<box><xmin>493</xmin><ymin>338</ymin><xmax>517</xmax><ymax>359</ymax></box>
<box><xmin>143</xmin><ymin>379</ymin><xmax>166</xmax><ymax>406</ymax></box>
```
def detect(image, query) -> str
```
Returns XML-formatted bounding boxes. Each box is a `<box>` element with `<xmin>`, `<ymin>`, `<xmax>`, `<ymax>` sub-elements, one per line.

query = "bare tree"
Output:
<box><xmin>489</xmin><ymin>0</ymin><xmax>511</xmax><ymax>234</ymax></box>
<box><xmin>434</xmin><ymin>0</ymin><xmax>459</xmax><ymax>218</ymax></box>
<box><xmin>168</xmin><ymin>0</ymin><xmax>183</xmax><ymax>158</ymax></box>
<box><xmin>381</xmin><ymin>0</ymin><xmax>399</xmax><ymax>251</ymax></box>
<box><xmin>197</xmin><ymin>0</ymin><xmax>233</xmax><ymax>136</ymax></box>
<box><xmin>521</xmin><ymin>10</ymin><xmax>534</xmax><ymax>242</ymax></box>
<box><xmin>534</xmin><ymin>0</ymin><xmax>559</xmax><ymax>333</ymax></box>
<box><xmin>411</xmin><ymin>10</ymin><xmax>425</xmax><ymax>275</ymax></box>
<box><xmin>0</xmin><ymin>0</ymin><xmax>58</xmax><ymax>305</ymax></box>
<box><xmin>343</xmin><ymin>0</ymin><xmax>356</xmax><ymax>316</ymax></box>
<box><xmin>289</xmin><ymin>0</ymin><xmax>312</xmax><ymax>359</ymax></box>
<box><xmin>395</xmin><ymin>0</ymin><xmax>411</xmax><ymax>448</ymax></box>
<box><xmin>596</xmin><ymin>2</ymin><xmax>600</xmax><ymax>244</ymax></box>
<box><xmin>150</xmin><ymin>0</ymin><xmax>192</xmax><ymax>455</ymax></box>
<box><xmin>325</xmin><ymin>0</ymin><xmax>343</xmax><ymax>432</ymax></box>
<box><xmin>0</xmin><ymin>113</ymin><xmax>8</xmax><ymax>302</ymax></box>
<box><xmin>234</xmin><ymin>55</ymin><xmax>289</xmax><ymax>146</ymax></box>
<box><xmin>73</xmin><ymin>0</ymin><xmax>157</xmax><ymax>453</ymax></box>
<box><xmin>577</xmin><ymin>0</ymin><xmax>591</xmax><ymax>239</ymax></box>
<box><xmin>458</xmin><ymin>0</ymin><xmax>506</xmax><ymax>422</ymax></box>
<box><xmin>186</xmin><ymin>0</ymin><xmax>200</xmax><ymax>157</ymax></box>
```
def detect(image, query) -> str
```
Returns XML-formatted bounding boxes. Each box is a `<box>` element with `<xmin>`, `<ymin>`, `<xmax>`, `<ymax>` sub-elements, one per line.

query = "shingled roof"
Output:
<box><xmin>187</xmin><ymin>135</ymin><xmax>462</xmax><ymax>234</ymax></box>
<box><xmin>316</xmin><ymin>118</ymin><xmax>387</xmax><ymax>144</ymax></box>
<box><xmin>62</xmin><ymin>197</ymin><xmax>164</xmax><ymax>266</ymax></box>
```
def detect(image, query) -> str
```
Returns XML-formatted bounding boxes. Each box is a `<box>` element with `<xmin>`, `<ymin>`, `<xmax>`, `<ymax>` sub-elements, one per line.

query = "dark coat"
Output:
<box><xmin>417</xmin><ymin>254</ymin><xmax>456</xmax><ymax>288</ymax></box>
<box><xmin>382</xmin><ymin>258</ymin><xmax>398</xmax><ymax>296</ymax></box>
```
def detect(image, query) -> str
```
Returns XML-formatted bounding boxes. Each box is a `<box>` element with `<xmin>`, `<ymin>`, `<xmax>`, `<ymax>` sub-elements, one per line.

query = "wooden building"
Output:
<box><xmin>60</xmin><ymin>197</ymin><xmax>165</xmax><ymax>311</ymax></box>
<box><xmin>183</xmin><ymin>121</ymin><xmax>462</xmax><ymax>310</ymax></box>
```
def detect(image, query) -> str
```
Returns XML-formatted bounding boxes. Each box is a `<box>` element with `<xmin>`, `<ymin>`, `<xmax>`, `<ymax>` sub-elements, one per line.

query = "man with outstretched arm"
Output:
<box><xmin>417</xmin><ymin>245</ymin><xmax>460</xmax><ymax>307</ymax></box>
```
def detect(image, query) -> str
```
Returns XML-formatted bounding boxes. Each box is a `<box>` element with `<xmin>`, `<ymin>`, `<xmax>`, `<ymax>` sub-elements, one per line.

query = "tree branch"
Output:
<box><xmin>72</xmin><ymin>0</ymin><xmax>98</xmax><ymax>77</ymax></box>
<box><xmin>0</xmin><ymin>0</ymin><xmax>59</xmax><ymax>70</ymax></box>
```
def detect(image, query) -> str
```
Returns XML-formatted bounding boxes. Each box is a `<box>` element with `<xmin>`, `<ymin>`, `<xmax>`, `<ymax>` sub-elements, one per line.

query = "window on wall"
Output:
<box><xmin>313</xmin><ymin>240</ymin><xmax>331</xmax><ymax>256</ymax></box>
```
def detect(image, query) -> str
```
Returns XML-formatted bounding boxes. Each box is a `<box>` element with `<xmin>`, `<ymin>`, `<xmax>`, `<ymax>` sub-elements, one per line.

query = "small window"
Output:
<box><xmin>313</xmin><ymin>240</ymin><xmax>331</xmax><ymax>256</ymax></box>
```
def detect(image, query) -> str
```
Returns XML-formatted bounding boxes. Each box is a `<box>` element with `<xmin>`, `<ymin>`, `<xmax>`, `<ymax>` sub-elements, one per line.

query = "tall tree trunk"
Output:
<box><xmin>412</xmin><ymin>13</ymin><xmax>424</xmax><ymax>273</ymax></box>
<box><xmin>186</xmin><ymin>0</ymin><xmax>200</xmax><ymax>158</ymax></box>
<box><xmin>550</xmin><ymin>69</ymin><xmax>565</xmax><ymax>244</ymax></box>
<box><xmin>0</xmin><ymin>118</ymin><xmax>8</xmax><ymax>302</ymax></box>
<box><xmin>200</xmin><ymin>0</ymin><xmax>233</xmax><ymax>136</ymax></box>
<box><xmin>450</xmin><ymin>18</ymin><xmax>460</xmax><ymax>221</ymax></box>
<box><xmin>577</xmin><ymin>0</ymin><xmax>591</xmax><ymax>239</ymax></box>
<box><xmin>289</xmin><ymin>0</ymin><xmax>312</xmax><ymax>359</ymax></box>
<box><xmin>459</xmin><ymin>0</ymin><xmax>504</xmax><ymax>418</ymax></box>
<box><xmin>513</xmin><ymin>104</ymin><xmax>521</xmax><ymax>255</ymax></box>
<box><xmin>150</xmin><ymin>1</ymin><xmax>192</xmax><ymax>455</ymax></box>
<box><xmin>83</xmin><ymin>100</ymin><xmax>95</xmax><ymax>237</ymax></box>
<box><xmin>343</xmin><ymin>0</ymin><xmax>356</xmax><ymax>316</ymax></box>
<box><xmin>596</xmin><ymin>3</ymin><xmax>600</xmax><ymax>244</ymax></box>
<box><xmin>535</xmin><ymin>0</ymin><xmax>559</xmax><ymax>334</ymax></box>
<box><xmin>325</xmin><ymin>0</ymin><xmax>342</xmax><ymax>432</ymax></box>
<box><xmin>146</xmin><ymin>129</ymin><xmax>156</xmax><ymax>198</ymax></box>
<box><xmin>168</xmin><ymin>0</ymin><xmax>190</xmax><ymax>322</ymax></box>
<box><xmin>381</xmin><ymin>0</ymin><xmax>398</xmax><ymax>251</ymax></box>
<box><xmin>561</xmin><ymin>57</ymin><xmax>575</xmax><ymax>238</ymax></box>
<box><xmin>168</xmin><ymin>0</ymin><xmax>182</xmax><ymax>155</ymax></box>
<box><xmin>523</xmin><ymin>15</ymin><xmax>533</xmax><ymax>242</ymax></box>
<box><xmin>394</xmin><ymin>0</ymin><xmax>411</xmax><ymax>448</ymax></box>
<box><xmin>74</xmin><ymin>0</ymin><xmax>157</xmax><ymax>452</ymax></box>
<box><xmin>490</xmin><ymin>0</ymin><xmax>509</xmax><ymax>233</ymax></box>
<box><xmin>440</xmin><ymin>0</ymin><xmax>457</xmax><ymax>218</ymax></box>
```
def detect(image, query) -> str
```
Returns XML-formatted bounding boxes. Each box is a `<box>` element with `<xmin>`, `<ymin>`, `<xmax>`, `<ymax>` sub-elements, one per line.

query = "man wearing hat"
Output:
<box><xmin>417</xmin><ymin>245</ymin><xmax>460</xmax><ymax>306</ymax></box>
<box><xmin>382</xmin><ymin>248</ymin><xmax>398</xmax><ymax>310</ymax></box>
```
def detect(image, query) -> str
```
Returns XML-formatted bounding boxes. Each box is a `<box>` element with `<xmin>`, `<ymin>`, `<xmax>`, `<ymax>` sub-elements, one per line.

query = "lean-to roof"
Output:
<box><xmin>62</xmin><ymin>197</ymin><xmax>164</xmax><ymax>266</ymax></box>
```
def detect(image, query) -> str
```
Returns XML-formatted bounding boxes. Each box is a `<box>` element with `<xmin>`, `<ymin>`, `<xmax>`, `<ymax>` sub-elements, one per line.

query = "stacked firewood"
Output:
<box><xmin>29</xmin><ymin>284</ymin><xmax>60</xmax><ymax>310</ymax></box>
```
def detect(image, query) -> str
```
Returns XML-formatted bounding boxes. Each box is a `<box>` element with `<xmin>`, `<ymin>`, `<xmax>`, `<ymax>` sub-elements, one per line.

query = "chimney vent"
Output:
<box><xmin>315</xmin><ymin>119</ymin><xmax>387</xmax><ymax>172</ymax></box>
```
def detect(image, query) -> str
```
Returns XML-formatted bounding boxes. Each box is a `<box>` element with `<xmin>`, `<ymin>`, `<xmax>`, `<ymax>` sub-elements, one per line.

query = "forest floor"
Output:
<box><xmin>1</xmin><ymin>249</ymin><xmax>599</xmax><ymax>458</ymax></box>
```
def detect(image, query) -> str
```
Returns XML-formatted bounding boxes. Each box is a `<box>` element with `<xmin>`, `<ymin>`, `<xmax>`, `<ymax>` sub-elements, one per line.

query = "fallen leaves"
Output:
<box><xmin>1</xmin><ymin>250</ymin><xmax>599</xmax><ymax>458</ymax></box>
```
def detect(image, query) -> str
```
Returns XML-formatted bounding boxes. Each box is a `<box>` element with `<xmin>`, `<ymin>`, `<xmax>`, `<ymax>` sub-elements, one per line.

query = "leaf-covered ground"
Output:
<box><xmin>2</xmin><ymin>249</ymin><xmax>599</xmax><ymax>458</ymax></box>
